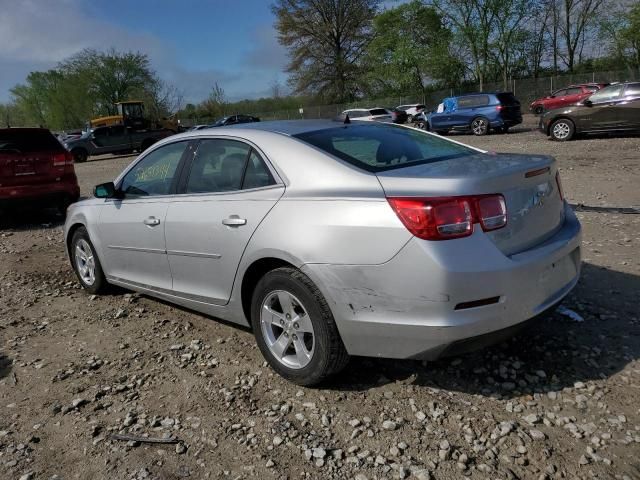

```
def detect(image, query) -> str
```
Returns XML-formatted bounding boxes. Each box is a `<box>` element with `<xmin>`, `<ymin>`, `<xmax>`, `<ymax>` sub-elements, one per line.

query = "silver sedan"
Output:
<box><xmin>64</xmin><ymin>120</ymin><xmax>581</xmax><ymax>385</ymax></box>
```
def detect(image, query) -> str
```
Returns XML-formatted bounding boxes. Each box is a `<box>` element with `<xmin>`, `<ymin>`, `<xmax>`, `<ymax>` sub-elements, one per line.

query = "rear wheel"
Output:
<box><xmin>550</xmin><ymin>118</ymin><xmax>575</xmax><ymax>141</ymax></box>
<box><xmin>471</xmin><ymin>117</ymin><xmax>490</xmax><ymax>136</ymax></box>
<box><xmin>70</xmin><ymin>227</ymin><xmax>108</xmax><ymax>294</ymax></box>
<box><xmin>71</xmin><ymin>148</ymin><xmax>88</xmax><ymax>163</ymax></box>
<box><xmin>252</xmin><ymin>267</ymin><xmax>349</xmax><ymax>386</ymax></box>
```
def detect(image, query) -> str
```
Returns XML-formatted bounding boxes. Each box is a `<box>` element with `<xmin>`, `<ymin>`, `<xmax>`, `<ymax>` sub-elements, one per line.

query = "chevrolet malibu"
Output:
<box><xmin>64</xmin><ymin>120</ymin><xmax>581</xmax><ymax>385</ymax></box>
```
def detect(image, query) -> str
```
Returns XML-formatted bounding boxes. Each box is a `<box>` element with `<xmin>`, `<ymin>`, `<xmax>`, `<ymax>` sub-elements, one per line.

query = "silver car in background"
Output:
<box><xmin>64</xmin><ymin>120</ymin><xmax>581</xmax><ymax>385</ymax></box>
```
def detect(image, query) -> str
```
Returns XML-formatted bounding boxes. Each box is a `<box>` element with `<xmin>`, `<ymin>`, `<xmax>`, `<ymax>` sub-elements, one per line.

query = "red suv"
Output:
<box><xmin>1</xmin><ymin>128</ymin><xmax>80</xmax><ymax>215</ymax></box>
<box><xmin>529</xmin><ymin>83</ymin><xmax>608</xmax><ymax>114</ymax></box>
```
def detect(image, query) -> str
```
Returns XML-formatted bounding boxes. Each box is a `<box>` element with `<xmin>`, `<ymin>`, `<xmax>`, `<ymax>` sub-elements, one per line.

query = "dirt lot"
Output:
<box><xmin>1</xmin><ymin>116</ymin><xmax>639</xmax><ymax>480</ymax></box>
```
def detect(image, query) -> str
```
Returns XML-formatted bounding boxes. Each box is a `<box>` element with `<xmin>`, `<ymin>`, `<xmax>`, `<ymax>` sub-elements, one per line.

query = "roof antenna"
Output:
<box><xmin>344</xmin><ymin>114</ymin><xmax>350</xmax><ymax>124</ymax></box>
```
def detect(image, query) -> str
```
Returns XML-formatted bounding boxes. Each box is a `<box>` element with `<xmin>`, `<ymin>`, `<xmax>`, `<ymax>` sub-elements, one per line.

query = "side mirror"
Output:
<box><xmin>94</xmin><ymin>182</ymin><xmax>119</xmax><ymax>199</ymax></box>
<box><xmin>584</xmin><ymin>99</ymin><xmax>593</xmax><ymax>107</ymax></box>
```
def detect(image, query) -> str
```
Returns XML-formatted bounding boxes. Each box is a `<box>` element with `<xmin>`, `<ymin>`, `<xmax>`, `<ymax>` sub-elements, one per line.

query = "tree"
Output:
<box><xmin>557</xmin><ymin>0</ymin><xmax>606</xmax><ymax>72</ymax></box>
<box><xmin>60</xmin><ymin>49</ymin><xmax>155</xmax><ymax>115</ymax></box>
<box><xmin>364</xmin><ymin>1</ymin><xmax>464</xmax><ymax>96</ymax></box>
<box><xmin>600</xmin><ymin>1</ymin><xmax>640</xmax><ymax>71</ymax></box>
<box><xmin>273</xmin><ymin>0</ymin><xmax>379</xmax><ymax>102</ymax></box>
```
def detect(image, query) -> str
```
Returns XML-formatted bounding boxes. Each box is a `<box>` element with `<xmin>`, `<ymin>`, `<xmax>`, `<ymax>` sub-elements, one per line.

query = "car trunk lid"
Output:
<box><xmin>376</xmin><ymin>152</ymin><xmax>565</xmax><ymax>256</ymax></box>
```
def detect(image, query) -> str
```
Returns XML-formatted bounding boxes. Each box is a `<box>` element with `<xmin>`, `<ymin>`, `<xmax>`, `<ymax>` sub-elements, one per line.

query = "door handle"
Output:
<box><xmin>143</xmin><ymin>216</ymin><xmax>161</xmax><ymax>226</ymax></box>
<box><xmin>222</xmin><ymin>215</ymin><xmax>247</xmax><ymax>227</ymax></box>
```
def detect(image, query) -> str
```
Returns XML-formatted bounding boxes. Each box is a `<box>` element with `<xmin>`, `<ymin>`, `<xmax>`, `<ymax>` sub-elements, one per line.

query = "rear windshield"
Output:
<box><xmin>496</xmin><ymin>93</ymin><xmax>520</xmax><ymax>105</ymax></box>
<box><xmin>0</xmin><ymin>129</ymin><xmax>64</xmax><ymax>153</ymax></box>
<box><xmin>294</xmin><ymin>123</ymin><xmax>476</xmax><ymax>172</ymax></box>
<box><xmin>369</xmin><ymin>108</ymin><xmax>389</xmax><ymax>116</ymax></box>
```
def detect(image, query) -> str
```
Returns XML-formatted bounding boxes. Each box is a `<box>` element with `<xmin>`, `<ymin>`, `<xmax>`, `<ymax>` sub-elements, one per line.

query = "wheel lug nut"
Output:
<box><xmin>293</xmin><ymin>323</ymin><xmax>299</xmax><ymax>329</ymax></box>
<box><xmin>280</xmin><ymin>319</ymin><xmax>284</xmax><ymax>325</ymax></box>
<box><xmin>284</xmin><ymin>332</ymin><xmax>289</xmax><ymax>337</ymax></box>
<box><xmin>292</xmin><ymin>334</ymin><xmax>297</xmax><ymax>340</ymax></box>
<box><xmin>286</xmin><ymin>314</ymin><xmax>291</xmax><ymax>319</ymax></box>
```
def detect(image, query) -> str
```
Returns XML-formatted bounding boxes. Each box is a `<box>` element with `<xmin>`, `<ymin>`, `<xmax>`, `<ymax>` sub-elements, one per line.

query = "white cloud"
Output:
<box><xmin>0</xmin><ymin>0</ymin><xmax>288</xmax><ymax>104</ymax></box>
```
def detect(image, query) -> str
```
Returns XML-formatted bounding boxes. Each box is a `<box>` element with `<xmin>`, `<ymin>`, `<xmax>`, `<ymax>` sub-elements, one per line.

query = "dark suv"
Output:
<box><xmin>541</xmin><ymin>82</ymin><xmax>640</xmax><ymax>141</ymax></box>
<box><xmin>422</xmin><ymin>92</ymin><xmax>522</xmax><ymax>135</ymax></box>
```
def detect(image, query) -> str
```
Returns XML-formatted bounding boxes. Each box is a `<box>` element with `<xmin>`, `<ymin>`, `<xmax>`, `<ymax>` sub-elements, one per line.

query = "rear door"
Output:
<box><xmin>584</xmin><ymin>84</ymin><xmax>625</xmax><ymax>130</ymax></box>
<box><xmin>450</xmin><ymin>95</ymin><xmax>490</xmax><ymax>128</ymax></box>
<box><xmin>618</xmin><ymin>83</ymin><xmax>640</xmax><ymax>129</ymax></box>
<box><xmin>0</xmin><ymin>129</ymin><xmax>67</xmax><ymax>189</ymax></box>
<box><xmin>164</xmin><ymin>138</ymin><xmax>284</xmax><ymax>304</ymax></box>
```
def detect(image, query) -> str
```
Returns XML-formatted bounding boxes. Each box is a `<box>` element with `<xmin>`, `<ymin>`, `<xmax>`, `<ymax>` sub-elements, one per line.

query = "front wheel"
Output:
<box><xmin>534</xmin><ymin>106</ymin><xmax>544</xmax><ymax>115</ymax></box>
<box><xmin>550</xmin><ymin>118</ymin><xmax>575</xmax><ymax>141</ymax></box>
<box><xmin>471</xmin><ymin>117</ymin><xmax>490</xmax><ymax>136</ymax></box>
<box><xmin>70</xmin><ymin>227</ymin><xmax>108</xmax><ymax>294</ymax></box>
<box><xmin>252</xmin><ymin>267</ymin><xmax>349</xmax><ymax>386</ymax></box>
<box><xmin>71</xmin><ymin>148</ymin><xmax>88</xmax><ymax>163</ymax></box>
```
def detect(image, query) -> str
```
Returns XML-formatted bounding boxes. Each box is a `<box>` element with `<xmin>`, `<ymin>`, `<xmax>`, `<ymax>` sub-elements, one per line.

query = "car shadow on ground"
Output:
<box><xmin>328</xmin><ymin>263</ymin><xmax>639</xmax><ymax>398</ymax></box>
<box><xmin>0</xmin><ymin>206</ymin><xmax>66</xmax><ymax>231</ymax></box>
<box><xmin>570</xmin><ymin>203</ymin><xmax>640</xmax><ymax>214</ymax></box>
<box><xmin>0</xmin><ymin>354</ymin><xmax>12</xmax><ymax>380</ymax></box>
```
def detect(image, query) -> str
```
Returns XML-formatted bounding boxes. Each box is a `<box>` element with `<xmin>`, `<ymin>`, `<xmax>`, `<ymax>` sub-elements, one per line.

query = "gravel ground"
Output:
<box><xmin>1</xmin><ymin>116</ymin><xmax>639</xmax><ymax>480</ymax></box>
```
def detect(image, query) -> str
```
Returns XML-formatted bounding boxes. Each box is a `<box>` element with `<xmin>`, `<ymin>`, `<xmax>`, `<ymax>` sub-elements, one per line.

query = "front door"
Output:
<box><xmin>98</xmin><ymin>140</ymin><xmax>190</xmax><ymax>290</ymax></box>
<box><xmin>584</xmin><ymin>84</ymin><xmax>625</xmax><ymax>130</ymax></box>
<box><xmin>164</xmin><ymin>138</ymin><xmax>284</xmax><ymax>304</ymax></box>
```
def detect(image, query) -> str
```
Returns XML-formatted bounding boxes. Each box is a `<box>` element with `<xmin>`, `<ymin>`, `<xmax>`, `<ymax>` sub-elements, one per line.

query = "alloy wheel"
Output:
<box><xmin>75</xmin><ymin>239</ymin><xmax>96</xmax><ymax>286</ymax></box>
<box><xmin>260</xmin><ymin>290</ymin><xmax>315</xmax><ymax>369</ymax></box>
<box><xmin>472</xmin><ymin>118</ymin><xmax>488</xmax><ymax>135</ymax></box>
<box><xmin>553</xmin><ymin>121</ymin><xmax>571</xmax><ymax>140</ymax></box>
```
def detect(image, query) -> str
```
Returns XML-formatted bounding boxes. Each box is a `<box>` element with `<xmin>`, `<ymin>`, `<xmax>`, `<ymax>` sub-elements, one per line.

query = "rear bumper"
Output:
<box><xmin>303</xmin><ymin>204</ymin><xmax>581</xmax><ymax>360</ymax></box>
<box><xmin>0</xmin><ymin>178</ymin><xmax>80</xmax><ymax>205</ymax></box>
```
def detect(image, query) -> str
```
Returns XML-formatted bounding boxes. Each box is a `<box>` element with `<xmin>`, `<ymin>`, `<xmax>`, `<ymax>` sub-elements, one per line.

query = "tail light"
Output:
<box><xmin>387</xmin><ymin>194</ymin><xmax>507</xmax><ymax>241</ymax></box>
<box><xmin>52</xmin><ymin>152</ymin><xmax>74</xmax><ymax>167</ymax></box>
<box><xmin>496</xmin><ymin>105</ymin><xmax>504</xmax><ymax>111</ymax></box>
<box><xmin>555</xmin><ymin>171</ymin><xmax>564</xmax><ymax>201</ymax></box>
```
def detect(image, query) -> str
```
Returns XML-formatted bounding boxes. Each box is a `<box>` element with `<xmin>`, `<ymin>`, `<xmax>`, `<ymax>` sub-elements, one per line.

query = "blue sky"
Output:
<box><xmin>0</xmin><ymin>0</ymin><xmax>290</xmax><ymax>104</ymax></box>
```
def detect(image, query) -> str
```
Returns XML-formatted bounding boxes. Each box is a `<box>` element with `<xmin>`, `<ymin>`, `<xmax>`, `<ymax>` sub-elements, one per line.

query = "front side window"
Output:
<box><xmin>588</xmin><ymin>84</ymin><xmax>624</xmax><ymax>103</ymax></box>
<box><xmin>120</xmin><ymin>141</ymin><xmax>187</xmax><ymax>196</ymax></box>
<box><xmin>295</xmin><ymin>123</ymin><xmax>475</xmax><ymax>172</ymax></box>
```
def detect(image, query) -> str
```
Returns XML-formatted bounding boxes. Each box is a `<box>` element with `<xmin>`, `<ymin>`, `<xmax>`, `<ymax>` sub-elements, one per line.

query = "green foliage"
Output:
<box><xmin>363</xmin><ymin>1</ymin><xmax>464</xmax><ymax>97</ymax></box>
<box><xmin>5</xmin><ymin>49</ymin><xmax>180</xmax><ymax>130</ymax></box>
<box><xmin>272</xmin><ymin>0</ymin><xmax>379</xmax><ymax>103</ymax></box>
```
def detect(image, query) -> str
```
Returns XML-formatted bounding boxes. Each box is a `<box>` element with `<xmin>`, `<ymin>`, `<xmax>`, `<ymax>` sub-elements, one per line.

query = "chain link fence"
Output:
<box><xmin>180</xmin><ymin>69</ymin><xmax>640</xmax><ymax>127</ymax></box>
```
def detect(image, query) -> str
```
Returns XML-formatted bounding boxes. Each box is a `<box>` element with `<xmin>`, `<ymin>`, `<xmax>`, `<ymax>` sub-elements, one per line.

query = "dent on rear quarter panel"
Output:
<box><xmin>246</xmin><ymin>198</ymin><xmax>412</xmax><ymax>266</ymax></box>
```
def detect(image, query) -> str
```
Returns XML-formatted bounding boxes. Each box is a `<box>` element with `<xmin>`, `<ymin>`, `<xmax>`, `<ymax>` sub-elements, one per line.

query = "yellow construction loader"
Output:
<box><xmin>89</xmin><ymin>101</ymin><xmax>179</xmax><ymax>132</ymax></box>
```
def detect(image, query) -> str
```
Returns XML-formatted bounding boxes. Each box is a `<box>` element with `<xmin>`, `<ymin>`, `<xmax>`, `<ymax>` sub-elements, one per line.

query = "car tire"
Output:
<box><xmin>251</xmin><ymin>267</ymin><xmax>349</xmax><ymax>386</ymax></box>
<box><xmin>550</xmin><ymin>118</ymin><xmax>575</xmax><ymax>141</ymax></box>
<box><xmin>70</xmin><ymin>227</ymin><xmax>108</xmax><ymax>294</ymax></box>
<box><xmin>534</xmin><ymin>106</ymin><xmax>544</xmax><ymax>115</ymax></box>
<box><xmin>71</xmin><ymin>148</ymin><xmax>88</xmax><ymax>163</ymax></box>
<box><xmin>471</xmin><ymin>117</ymin><xmax>490</xmax><ymax>136</ymax></box>
<box><xmin>435</xmin><ymin>130</ymin><xmax>449</xmax><ymax>135</ymax></box>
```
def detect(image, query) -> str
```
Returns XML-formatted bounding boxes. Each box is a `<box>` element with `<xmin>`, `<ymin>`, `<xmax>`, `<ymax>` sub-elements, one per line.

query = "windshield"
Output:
<box><xmin>213</xmin><ymin>117</ymin><xmax>229</xmax><ymax>126</ymax></box>
<box><xmin>294</xmin><ymin>123</ymin><xmax>476</xmax><ymax>172</ymax></box>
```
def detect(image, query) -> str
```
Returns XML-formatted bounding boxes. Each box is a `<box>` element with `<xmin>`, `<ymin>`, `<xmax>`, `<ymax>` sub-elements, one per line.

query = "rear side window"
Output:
<box><xmin>0</xmin><ymin>129</ymin><xmax>64</xmax><ymax>153</ymax></box>
<box><xmin>457</xmin><ymin>96</ymin><xmax>490</xmax><ymax>108</ymax></box>
<box><xmin>589</xmin><ymin>84</ymin><xmax>624</xmax><ymax>103</ymax></box>
<box><xmin>295</xmin><ymin>123</ymin><xmax>475</xmax><ymax>172</ymax></box>
<box><xmin>344</xmin><ymin>110</ymin><xmax>368</xmax><ymax>118</ymax></box>
<box><xmin>565</xmin><ymin>88</ymin><xmax>583</xmax><ymax>95</ymax></box>
<box><xmin>186</xmin><ymin>139</ymin><xmax>250</xmax><ymax>193</ymax></box>
<box><xmin>496</xmin><ymin>93</ymin><xmax>520</xmax><ymax>105</ymax></box>
<box><xmin>624</xmin><ymin>83</ymin><xmax>640</xmax><ymax>96</ymax></box>
<box><xmin>242</xmin><ymin>150</ymin><xmax>275</xmax><ymax>189</ymax></box>
<box><xmin>369</xmin><ymin>108</ymin><xmax>389</xmax><ymax>116</ymax></box>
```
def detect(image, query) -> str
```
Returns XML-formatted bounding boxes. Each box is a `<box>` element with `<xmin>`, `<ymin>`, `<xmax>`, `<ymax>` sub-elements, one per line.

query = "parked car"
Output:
<box><xmin>342</xmin><ymin>108</ymin><xmax>393</xmax><ymax>122</ymax></box>
<box><xmin>64</xmin><ymin>120</ymin><xmax>581</xmax><ymax>385</ymax></box>
<box><xmin>541</xmin><ymin>82</ymin><xmax>640</xmax><ymax>141</ymax></box>
<box><xmin>1</xmin><ymin>128</ymin><xmax>80</xmax><ymax>214</ymax></box>
<box><xmin>529</xmin><ymin>83</ymin><xmax>608</xmax><ymax>115</ymax></box>
<box><xmin>396</xmin><ymin>103</ymin><xmax>426</xmax><ymax>121</ymax></box>
<box><xmin>64</xmin><ymin>125</ymin><xmax>173</xmax><ymax>163</ymax></box>
<box><xmin>210</xmin><ymin>114</ymin><xmax>260</xmax><ymax>127</ymax></box>
<box><xmin>389</xmin><ymin>108</ymin><xmax>408</xmax><ymax>124</ymax></box>
<box><xmin>188</xmin><ymin>124</ymin><xmax>210</xmax><ymax>131</ymax></box>
<box><xmin>422</xmin><ymin>92</ymin><xmax>522</xmax><ymax>135</ymax></box>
